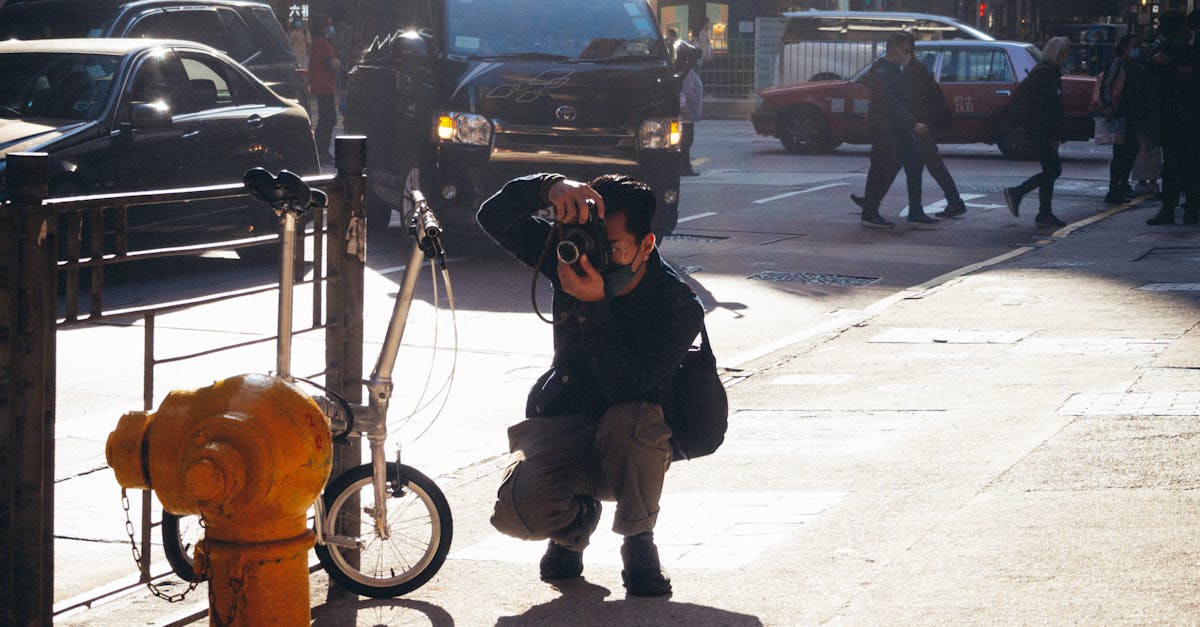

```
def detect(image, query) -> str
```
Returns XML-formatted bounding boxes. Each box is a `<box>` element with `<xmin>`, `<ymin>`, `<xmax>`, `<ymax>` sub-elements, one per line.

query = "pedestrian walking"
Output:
<box><xmin>1103</xmin><ymin>34</ymin><xmax>1140</xmax><ymax>204</ymax></box>
<box><xmin>308</xmin><ymin>15</ymin><xmax>340</xmax><ymax>165</ymax></box>
<box><xmin>851</xmin><ymin>32</ymin><xmax>938</xmax><ymax>228</ymax></box>
<box><xmin>677</xmin><ymin>40</ymin><xmax>703</xmax><ymax>176</ymax></box>
<box><xmin>1003</xmin><ymin>36</ymin><xmax>1072</xmax><ymax>227</ymax></box>
<box><xmin>855</xmin><ymin>51</ymin><xmax>966</xmax><ymax>219</ymax></box>
<box><xmin>288</xmin><ymin>16</ymin><xmax>309</xmax><ymax>68</ymax></box>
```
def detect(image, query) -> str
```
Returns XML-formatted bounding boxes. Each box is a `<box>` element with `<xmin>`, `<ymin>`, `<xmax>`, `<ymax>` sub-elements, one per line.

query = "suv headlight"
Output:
<box><xmin>436</xmin><ymin>112</ymin><xmax>492</xmax><ymax>146</ymax></box>
<box><xmin>637</xmin><ymin>118</ymin><xmax>681</xmax><ymax>150</ymax></box>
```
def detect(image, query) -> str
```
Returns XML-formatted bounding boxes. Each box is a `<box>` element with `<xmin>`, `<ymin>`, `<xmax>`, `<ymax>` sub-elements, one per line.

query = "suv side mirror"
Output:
<box><xmin>130</xmin><ymin>102</ymin><xmax>172</xmax><ymax>128</ymax></box>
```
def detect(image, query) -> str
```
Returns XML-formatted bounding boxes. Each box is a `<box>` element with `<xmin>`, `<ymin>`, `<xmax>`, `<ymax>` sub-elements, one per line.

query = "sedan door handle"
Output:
<box><xmin>181</xmin><ymin>129</ymin><xmax>201</xmax><ymax>139</ymax></box>
<box><xmin>995</xmin><ymin>89</ymin><xmax>1012</xmax><ymax>96</ymax></box>
<box><xmin>246</xmin><ymin>115</ymin><xmax>264</xmax><ymax>130</ymax></box>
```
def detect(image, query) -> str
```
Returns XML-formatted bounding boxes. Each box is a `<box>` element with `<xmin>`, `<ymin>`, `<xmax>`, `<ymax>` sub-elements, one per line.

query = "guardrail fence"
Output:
<box><xmin>1</xmin><ymin>137</ymin><xmax>368</xmax><ymax>625</ymax></box>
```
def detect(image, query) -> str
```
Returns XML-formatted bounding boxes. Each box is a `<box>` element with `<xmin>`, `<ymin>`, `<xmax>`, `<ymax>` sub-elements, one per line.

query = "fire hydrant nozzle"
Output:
<box><xmin>107</xmin><ymin>374</ymin><xmax>332</xmax><ymax>626</ymax></box>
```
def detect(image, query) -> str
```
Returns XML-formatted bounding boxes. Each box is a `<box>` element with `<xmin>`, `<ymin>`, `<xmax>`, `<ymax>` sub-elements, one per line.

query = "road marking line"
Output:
<box><xmin>679</xmin><ymin>211</ymin><xmax>718</xmax><ymax>223</ymax></box>
<box><xmin>898</xmin><ymin>193</ymin><xmax>985</xmax><ymax>217</ymax></box>
<box><xmin>753</xmin><ymin>182</ymin><xmax>847</xmax><ymax>204</ymax></box>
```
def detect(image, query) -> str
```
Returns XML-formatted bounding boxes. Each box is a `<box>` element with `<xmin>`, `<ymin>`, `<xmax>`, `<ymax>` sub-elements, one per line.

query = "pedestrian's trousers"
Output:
<box><xmin>864</xmin><ymin>126</ymin><xmax>924</xmax><ymax>214</ymax></box>
<box><xmin>491</xmin><ymin>401</ymin><xmax>672</xmax><ymax>551</ymax></box>
<box><xmin>1013</xmin><ymin>140</ymin><xmax>1061</xmax><ymax>212</ymax></box>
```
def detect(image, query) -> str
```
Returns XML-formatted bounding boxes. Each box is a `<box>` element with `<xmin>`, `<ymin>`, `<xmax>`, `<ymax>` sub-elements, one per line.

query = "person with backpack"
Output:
<box><xmin>1003</xmin><ymin>36</ymin><xmax>1072</xmax><ymax>227</ymax></box>
<box><xmin>853</xmin><ymin>49</ymin><xmax>966</xmax><ymax>219</ymax></box>
<box><xmin>850</xmin><ymin>32</ymin><xmax>939</xmax><ymax>228</ymax></box>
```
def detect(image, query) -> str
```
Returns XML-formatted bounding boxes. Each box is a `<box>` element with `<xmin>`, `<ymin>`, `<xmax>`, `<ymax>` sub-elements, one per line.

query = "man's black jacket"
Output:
<box><xmin>864</xmin><ymin>57</ymin><xmax>917</xmax><ymax>135</ymax></box>
<box><xmin>476</xmin><ymin>174</ymin><xmax>704</xmax><ymax>421</ymax></box>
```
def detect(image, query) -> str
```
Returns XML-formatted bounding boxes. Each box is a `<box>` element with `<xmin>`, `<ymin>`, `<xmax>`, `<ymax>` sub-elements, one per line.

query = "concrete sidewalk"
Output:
<box><xmin>55</xmin><ymin>200</ymin><xmax>1200</xmax><ymax>625</ymax></box>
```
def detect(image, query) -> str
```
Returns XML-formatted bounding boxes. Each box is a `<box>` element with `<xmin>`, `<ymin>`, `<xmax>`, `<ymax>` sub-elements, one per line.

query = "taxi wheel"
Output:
<box><xmin>779</xmin><ymin>107</ymin><xmax>832</xmax><ymax>154</ymax></box>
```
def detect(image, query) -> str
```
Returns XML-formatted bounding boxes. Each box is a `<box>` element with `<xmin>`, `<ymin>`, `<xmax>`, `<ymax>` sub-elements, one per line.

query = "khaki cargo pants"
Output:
<box><xmin>490</xmin><ymin>401</ymin><xmax>672</xmax><ymax>551</ymax></box>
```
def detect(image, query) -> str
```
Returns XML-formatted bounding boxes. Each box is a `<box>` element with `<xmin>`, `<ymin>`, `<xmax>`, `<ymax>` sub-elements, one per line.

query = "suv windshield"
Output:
<box><xmin>445</xmin><ymin>0</ymin><xmax>665</xmax><ymax>61</ymax></box>
<box><xmin>0</xmin><ymin>4</ymin><xmax>116</xmax><ymax>39</ymax></box>
<box><xmin>0</xmin><ymin>53</ymin><xmax>119</xmax><ymax>120</ymax></box>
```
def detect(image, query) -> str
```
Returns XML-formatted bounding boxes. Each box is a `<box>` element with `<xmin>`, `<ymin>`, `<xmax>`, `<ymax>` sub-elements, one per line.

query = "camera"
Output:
<box><xmin>555</xmin><ymin>202</ymin><xmax>609</xmax><ymax>268</ymax></box>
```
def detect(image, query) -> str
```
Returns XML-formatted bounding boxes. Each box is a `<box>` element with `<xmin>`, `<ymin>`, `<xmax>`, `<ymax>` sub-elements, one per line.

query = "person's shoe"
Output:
<box><xmin>1146</xmin><ymin>206</ymin><xmax>1175</xmax><ymax>225</ymax></box>
<box><xmin>1104</xmin><ymin>190</ymin><xmax>1132</xmax><ymax>204</ymax></box>
<box><xmin>539</xmin><ymin>541</ymin><xmax>584</xmax><ymax>580</ymax></box>
<box><xmin>1003</xmin><ymin>187</ymin><xmax>1021</xmax><ymax>217</ymax></box>
<box><xmin>850</xmin><ymin>194</ymin><xmax>868</xmax><ymax>211</ymax></box>
<box><xmin>620</xmin><ymin>532</ymin><xmax>672</xmax><ymax>597</ymax></box>
<box><xmin>860</xmin><ymin>214</ymin><xmax>894</xmax><ymax>228</ymax></box>
<box><xmin>1035</xmin><ymin>212</ymin><xmax>1067</xmax><ymax>227</ymax></box>
<box><xmin>935</xmin><ymin>203</ymin><xmax>967</xmax><ymax>218</ymax></box>
<box><xmin>907</xmin><ymin>212</ymin><xmax>940</xmax><ymax>226</ymax></box>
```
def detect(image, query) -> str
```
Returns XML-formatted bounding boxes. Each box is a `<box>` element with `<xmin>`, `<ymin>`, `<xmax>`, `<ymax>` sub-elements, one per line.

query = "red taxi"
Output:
<box><xmin>751</xmin><ymin>40</ymin><xmax>1096</xmax><ymax>160</ymax></box>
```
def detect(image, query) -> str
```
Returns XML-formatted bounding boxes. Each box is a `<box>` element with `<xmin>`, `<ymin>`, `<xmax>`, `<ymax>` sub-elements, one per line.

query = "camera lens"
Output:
<box><xmin>556</xmin><ymin>240</ymin><xmax>581</xmax><ymax>265</ymax></box>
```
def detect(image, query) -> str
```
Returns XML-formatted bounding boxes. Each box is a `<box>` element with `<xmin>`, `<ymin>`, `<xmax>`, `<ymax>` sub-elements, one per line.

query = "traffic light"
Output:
<box><xmin>979</xmin><ymin>2</ymin><xmax>986</xmax><ymax>17</ymax></box>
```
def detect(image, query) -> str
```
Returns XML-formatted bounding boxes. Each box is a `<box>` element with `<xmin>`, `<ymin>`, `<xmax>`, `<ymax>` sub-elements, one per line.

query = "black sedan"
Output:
<box><xmin>0</xmin><ymin>38</ymin><xmax>319</xmax><ymax>254</ymax></box>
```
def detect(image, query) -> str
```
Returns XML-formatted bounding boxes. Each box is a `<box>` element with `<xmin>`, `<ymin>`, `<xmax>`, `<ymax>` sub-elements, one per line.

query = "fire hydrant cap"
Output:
<box><xmin>106</xmin><ymin>411</ymin><xmax>153</xmax><ymax>489</ymax></box>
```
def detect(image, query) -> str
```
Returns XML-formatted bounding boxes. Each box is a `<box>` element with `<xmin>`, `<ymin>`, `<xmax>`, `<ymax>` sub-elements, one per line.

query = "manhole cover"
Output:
<box><xmin>1136</xmin><ymin>247</ymin><xmax>1200</xmax><ymax>262</ymax></box>
<box><xmin>747</xmin><ymin>271</ymin><xmax>878</xmax><ymax>287</ymax></box>
<box><xmin>664</xmin><ymin>233</ymin><xmax>728</xmax><ymax>244</ymax></box>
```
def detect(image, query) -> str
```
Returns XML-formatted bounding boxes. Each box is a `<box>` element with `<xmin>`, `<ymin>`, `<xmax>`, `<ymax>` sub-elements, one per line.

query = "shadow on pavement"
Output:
<box><xmin>311</xmin><ymin>597</ymin><xmax>455</xmax><ymax>626</ymax></box>
<box><xmin>496</xmin><ymin>579</ymin><xmax>763</xmax><ymax>626</ymax></box>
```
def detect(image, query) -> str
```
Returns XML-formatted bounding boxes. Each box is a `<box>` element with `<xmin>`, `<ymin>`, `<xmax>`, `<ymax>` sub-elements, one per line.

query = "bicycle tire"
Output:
<box><xmin>314</xmin><ymin>462</ymin><xmax>452</xmax><ymax>598</ymax></box>
<box><xmin>161</xmin><ymin>512</ymin><xmax>204</xmax><ymax>582</ymax></box>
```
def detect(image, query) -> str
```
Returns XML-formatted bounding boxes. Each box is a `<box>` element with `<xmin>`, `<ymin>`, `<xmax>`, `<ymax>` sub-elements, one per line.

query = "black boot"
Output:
<box><xmin>539</xmin><ymin>540</ymin><xmax>584</xmax><ymax>580</ymax></box>
<box><xmin>620</xmin><ymin>532</ymin><xmax>672</xmax><ymax>596</ymax></box>
<box><xmin>1146</xmin><ymin>205</ymin><xmax>1175</xmax><ymax>225</ymax></box>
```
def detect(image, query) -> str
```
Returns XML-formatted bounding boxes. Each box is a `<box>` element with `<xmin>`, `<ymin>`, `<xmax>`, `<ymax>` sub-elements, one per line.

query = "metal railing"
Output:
<box><xmin>1</xmin><ymin>137</ymin><xmax>369</xmax><ymax>625</ymax></box>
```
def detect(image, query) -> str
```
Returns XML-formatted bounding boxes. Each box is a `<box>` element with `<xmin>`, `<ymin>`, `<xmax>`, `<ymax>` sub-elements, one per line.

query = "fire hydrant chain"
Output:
<box><xmin>121</xmin><ymin>488</ymin><xmax>200</xmax><ymax>602</ymax></box>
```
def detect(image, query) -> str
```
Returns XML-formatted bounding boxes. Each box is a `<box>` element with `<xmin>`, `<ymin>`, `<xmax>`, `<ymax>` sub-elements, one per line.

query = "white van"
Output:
<box><xmin>776</xmin><ymin>11</ymin><xmax>993</xmax><ymax>85</ymax></box>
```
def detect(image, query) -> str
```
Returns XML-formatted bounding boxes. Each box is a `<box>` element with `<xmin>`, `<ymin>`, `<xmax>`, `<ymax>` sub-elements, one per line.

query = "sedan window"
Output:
<box><xmin>0</xmin><ymin>53</ymin><xmax>118</xmax><ymax>120</ymax></box>
<box><xmin>177</xmin><ymin>53</ymin><xmax>263</xmax><ymax>111</ymax></box>
<box><xmin>939</xmin><ymin>49</ymin><xmax>1012</xmax><ymax>83</ymax></box>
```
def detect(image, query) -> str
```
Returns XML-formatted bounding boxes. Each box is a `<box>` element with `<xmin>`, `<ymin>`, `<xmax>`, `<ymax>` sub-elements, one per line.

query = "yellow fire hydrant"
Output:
<box><xmin>106</xmin><ymin>373</ymin><xmax>332</xmax><ymax>626</ymax></box>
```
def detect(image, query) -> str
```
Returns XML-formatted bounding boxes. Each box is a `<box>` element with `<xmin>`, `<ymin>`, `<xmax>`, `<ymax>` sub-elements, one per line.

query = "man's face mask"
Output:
<box><xmin>600</xmin><ymin>236</ymin><xmax>645</xmax><ymax>298</ymax></box>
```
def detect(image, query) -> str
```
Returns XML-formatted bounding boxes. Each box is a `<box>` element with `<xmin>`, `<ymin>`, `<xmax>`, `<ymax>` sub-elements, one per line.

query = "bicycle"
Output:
<box><xmin>159</xmin><ymin>169</ymin><xmax>455</xmax><ymax>598</ymax></box>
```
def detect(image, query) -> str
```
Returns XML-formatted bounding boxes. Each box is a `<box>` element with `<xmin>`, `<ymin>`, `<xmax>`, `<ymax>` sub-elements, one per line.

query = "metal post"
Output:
<box><xmin>0</xmin><ymin>152</ymin><xmax>56</xmax><ymax>626</ymax></box>
<box><xmin>324</xmin><ymin>135</ymin><xmax>366</xmax><ymax>600</ymax></box>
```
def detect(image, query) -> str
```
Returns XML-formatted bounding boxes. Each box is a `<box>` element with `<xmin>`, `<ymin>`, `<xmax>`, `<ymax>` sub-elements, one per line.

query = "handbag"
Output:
<box><xmin>1093</xmin><ymin>115</ymin><xmax>1125</xmax><ymax>145</ymax></box>
<box><xmin>663</xmin><ymin>323</ymin><xmax>728</xmax><ymax>461</ymax></box>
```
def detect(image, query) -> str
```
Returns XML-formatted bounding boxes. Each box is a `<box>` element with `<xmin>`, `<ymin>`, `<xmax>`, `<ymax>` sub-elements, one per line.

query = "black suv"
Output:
<box><xmin>0</xmin><ymin>0</ymin><xmax>308</xmax><ymax>106</ymax></box>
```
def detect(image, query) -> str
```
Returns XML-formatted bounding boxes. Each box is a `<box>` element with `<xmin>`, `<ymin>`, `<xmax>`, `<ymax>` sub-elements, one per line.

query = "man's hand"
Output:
<box><xmin>913</xmin><ymin>122</ymin><xmax>930</xmax><ymax>137</ymax></box>
<box><xmin>558</xmin><ymin>253</ymin><xmax>605</xmax><ymax>302</ymax></box>
<box><xmin>547</xmin><ymin>179</ymin><xmax>605</xmax><ymax>224</ymax></box>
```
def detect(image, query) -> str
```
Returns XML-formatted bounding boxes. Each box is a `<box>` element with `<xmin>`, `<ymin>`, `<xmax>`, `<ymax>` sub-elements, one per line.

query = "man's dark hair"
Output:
<box><xmin>1159</xmin><ymin>10</ymin><xmax>1186</xmax><ymax>37</ymax></box>
<box><xmin>589</xmin><ymin>174</ymin><xmax>656</xmax><ymax>241</ymax></box>
<box><xmin>309</xmin><ymin>15</ymin><xmax>331</xmax><ymax>38</ymax></box>
<box><xmin>886</xmin><ymin>31</ymin><xmax>914</xmax><ymax>52</ymax></box>
<box><xmin>1116</xmin><ymin>34</ymin><xmax>1138</xmax><ymax>56</ymax></box>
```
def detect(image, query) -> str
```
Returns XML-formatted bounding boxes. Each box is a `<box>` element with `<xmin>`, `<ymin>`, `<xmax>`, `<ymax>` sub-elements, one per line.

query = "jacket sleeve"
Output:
<box><xmin>870</xmin><ymin>62</ymin><xmax>917</xmax><ymax>132</ymax></box>
<box><xmin>476</xmin><ymin>173</ymin><xmax>564</xmax><ymax>278</ymax></box>
<box><xmin>574</xmin><ymin>272</ymin><xmax>704</xmax><ymax>404</ymax></box>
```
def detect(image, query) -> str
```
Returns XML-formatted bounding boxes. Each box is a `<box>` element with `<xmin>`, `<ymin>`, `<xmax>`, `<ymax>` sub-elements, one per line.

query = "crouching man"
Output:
<box><xmin>477</xmin><ymin>173</ymin><xmax>703</xmax><ymax>596</ymax></box>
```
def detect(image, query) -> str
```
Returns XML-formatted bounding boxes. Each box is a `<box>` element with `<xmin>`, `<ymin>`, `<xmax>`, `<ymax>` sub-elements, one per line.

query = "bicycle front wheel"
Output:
<box><xmin>314</xmin><ymin>462</ymin><xmax>452</xmax><ymax>598</ymax></box>
<box><xmin>161</xmin><ymin>512</ymin><xmax>204</xmax><ymax>582</ymax></box>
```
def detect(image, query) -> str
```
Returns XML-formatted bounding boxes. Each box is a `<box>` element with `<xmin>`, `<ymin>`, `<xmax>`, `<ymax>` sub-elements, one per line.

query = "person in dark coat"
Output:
<box><xmin>478</xmin><ymin>173</ymin><xmax>704</xmax><ymax>597</ymax></box>
<box><xmin>1144</xmin><ymin>10</ymin><xmax>1200</xmax><ymax>225</ymax></box>
<box><xmin>851</xmin><ymin>32</ymin><xmax>939</xmax><ymax>228</ymax></box>
<box><xmin>1003</xmin><ymin>36</ymin><xmax>1071</xmax><ymax>227</ymax></box>
<box><xmin>854</xmin><ymin>51</ymin><xmax>966</xmax><ymax>219</ymax></box>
